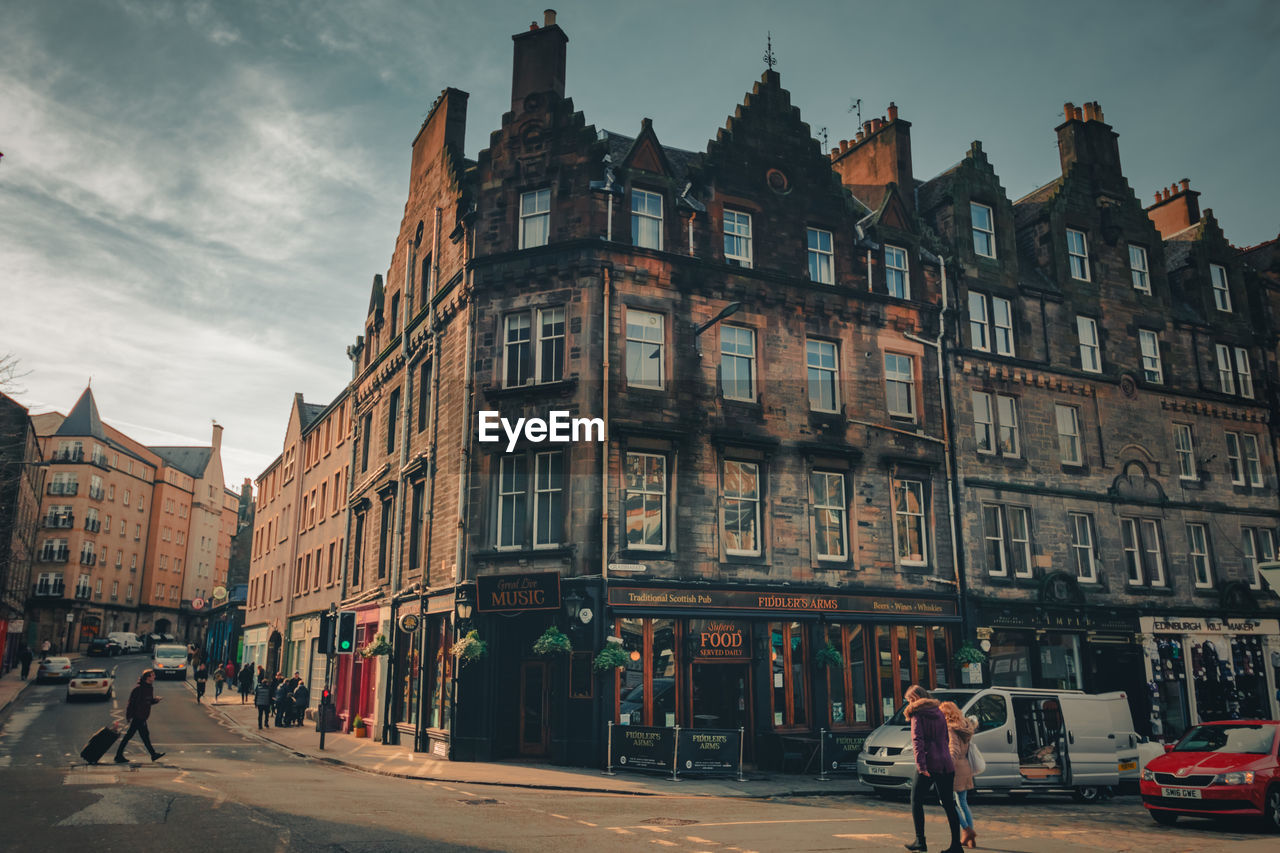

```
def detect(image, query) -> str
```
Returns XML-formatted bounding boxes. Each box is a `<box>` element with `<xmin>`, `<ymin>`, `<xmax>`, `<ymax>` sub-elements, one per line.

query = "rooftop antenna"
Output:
<box><xmin>818</xmin><ymin>127</ymin><xmax>829</xmax><ymax>150</ymax></box>
<box><xmin>848</xmin><ymin>98</ymin><xmax>862</xmax><ymax>125</ymax></box>
<box><xmin>763</xmin><ymin>32</ymin><xmax>776</xmax><ymax>70</ymax></box>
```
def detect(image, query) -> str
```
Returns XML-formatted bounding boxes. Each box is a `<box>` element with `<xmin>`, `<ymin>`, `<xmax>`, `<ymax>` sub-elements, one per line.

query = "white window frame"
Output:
<box><xmin>996</xmin><ymin>394</ymin><xmax>1020</xmax><ymax>457</ymax></box>
<box><xmin>1174</xmin><ymin>424</ymin><xmax>1197</xmax><ymax>481</ymax></box>
<box><xmin>722</xmin><ymin>460</ymin><xmax>762</xmax><ymax>557</ymax></box>
<box><xmin>806</xmin><ymin>339</ymin><xmax>840</xmax><ymax>413</ymax></box>
<box><xmin>971</xmin><ymin>202</ymin><xmax>996</xmax><ymax>259</ymax></box>
<box><xmin>1234</xmin><ymin>347</ymin><xmax>1253</xmax><ymax>398</ymax></box>
<box><xmin>807</xmin><ymin>227</ymin><xmax>834</xmax><ymax>284</ymax></box>
<box><xmin>624</xmin><ymin>452</ymin><xmax>667</xmax><ymax>551</ymax></box>
<box><xmin>624</xmin><ymin>309</ymin><xmax>664</xmax><ymax>389</ymax></box>
<box><xmin>885</xmin><ymin>245</ymin><xmax>910</xmax><ymax>299</ymax></box>
<box><xmin>720</xmin><ymin>325</ymin><xmax>757</xmax><ymax>402</ymax></box>
<box><xmin>1242</xmin><ymin>433</ymin><xmax>1263</xmax><ymax>487</ymax></box>
<box><xmin>1210</xmin><ymin>263</ymin><xmax>1232</xmax><ymax>312</ymax></box>
<box><xmin>1216</xmin><ymin>344</ymin><xmax>1236</xmax><ymax>394</ymax></box>
<box><xmin>1129</xmin><ymin>244</ymin><xmax>1150</xmax><ymax>293</ymax></box>
<box><xmin>1122</xmin><ymin>518</ymin><xmax>1165</xmax><ymax>586</ymax></box>
<box><xmin>519</xmin><ymin>188</ymin><xmax>551</xmax><ymax>249</ymax></box>
<box><xmin>884</xmin><ymin>352</ymin><xmax>916</xmax><ymax>419</ymax></box>
<box><xmin>1243</xmin><ymin>528</ymin><xmax>1259</xmax><ymax>590</ymax></box>
<box><xmin>631</xmin><ymin>189</ymin><xmax>663</xmax><ymax>250</ymax></box>
<box><xmin>1226</xmin><ymin>432</ymin><xmax>1245</xmax><ymax>485</ymax></box>
<box><xmin>982</xmin><ymin>503</ymin><xmax>1008</xmax><ymax>577</ymax></box>
<box><xmin>1077</xmin><ymin>316</ymin><xmax>1100</xmax><ymax>372</ymax></box>
<box><xmin>810</xmin><ymin>470</ymin><xmax>848</xmax><ymax>561</ymax></box>
<box><xmin>969</xmin><ymin>291</ymin><xmax>989</xmax><ymax>352</ymax></box>
<box><xmin>503</xmin><ymin>312</ymin><xmax>533</xmax><ymax>388</ymax></box>
<box><xmin>723</xmin><ymin>210</ymin><xmax>753</xmax><ymax>267</ymax></box>
<box><xmin>972</xmin><ymin>391</ymin><xmax>995</xmax><ymax>454</ymax></box>
<box><xmin>495</xmin><ymin>455</ymin><xmax>527</xmax><ymax>551</ymax></box>
<box><xmin>1008</xmin><ymin>506</ymin><xmax>1032</xmax><ymax>579</ymax></box>
<box><xmin>1068</xmin><ymin>512</ymin><xmax>1096</xmax><ymax>582</ymax></box>
<box><xmin>991</xmin><ymin>296</ymin><xmax>1014</xmax><ymax>356</ymax></box>
<box><xmin>1248</xmin><ymin>529</ymin><xmax>1277</xmax><ymax>590</ymax></box>
<box><xmin>893</xmin><ymin>479</ymin><xmax>928</xmax><ymax>566</ymax></box>
<box><xmin>536</xmin><ymin>306</ymin><xmax>565</xmax><ymax>384</ymax></box>
<box><xmin>1056</xmin><ymin>404</ymin><xmax>1082</xmax><ymax>465</ymax></box>
<box><xmin>531</xmin><ymin>451</ymin><xmax>563</xmax><ymax>549</ymax></box>
<box><xmin>1142</xmin><ymin>519</ymin><xmax>1166</xmax><ymax>586</ymax></box>
<box><xmin>1066</xmin><ymin>228</ymin><xmax>1090</xmax><ymax>281</ymax></box>
<box><xmin>1187</xmin><ymin>523</ymin><xmax>1212</xmax><ymax>588</ymax></box>
<box><xmin>1139</xmin><ymin>330</ymin><xmax>1163</xmax><ymax>383</ymax></box>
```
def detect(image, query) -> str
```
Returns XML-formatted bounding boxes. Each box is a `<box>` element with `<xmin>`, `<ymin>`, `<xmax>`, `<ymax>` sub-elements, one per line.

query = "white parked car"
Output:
<box><xmin>67</xmin><ymin>668</ymin><xmax>115</xmax><ymax>701</ymax></box>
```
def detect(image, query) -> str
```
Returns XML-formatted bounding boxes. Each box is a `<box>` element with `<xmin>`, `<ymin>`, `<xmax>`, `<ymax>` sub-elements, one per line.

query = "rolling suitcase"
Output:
<box><xmin>80</xmin><ymin>725</ymin><xmax>120</xmax><ymax>765</ymax></box>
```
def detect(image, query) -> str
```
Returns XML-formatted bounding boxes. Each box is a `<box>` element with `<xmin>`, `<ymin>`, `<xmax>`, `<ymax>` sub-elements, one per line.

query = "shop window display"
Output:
<box><xmin>770</xmin><ymin>622</ymin><xmax>809</xmax><ymax>729</ymax></box>
<box><xmin>616</xmin><ymin>617</ymin><xmax>677</xmax><ymax>727</ymax></box>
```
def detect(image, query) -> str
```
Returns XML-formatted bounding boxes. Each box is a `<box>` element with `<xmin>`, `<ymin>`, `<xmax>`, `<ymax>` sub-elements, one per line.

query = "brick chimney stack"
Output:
<box><xmin>829</xmin><ymin>101</ymin><xmax>915</xmax><ymax>213</ymax></box>
<box><xmin>511</xmin><ymin>9</ymin><xmax>567</xmax><ymax>112</ymax></box>
<box><xmin>1147</xmin><ymin>178</ymin><xmax>1202</xmax><ymax>238</ymax></box>
<box><xmin>1056</xmin><ymin>100</ymin><xmax>1122</xmax><ymax>180</ymax></box>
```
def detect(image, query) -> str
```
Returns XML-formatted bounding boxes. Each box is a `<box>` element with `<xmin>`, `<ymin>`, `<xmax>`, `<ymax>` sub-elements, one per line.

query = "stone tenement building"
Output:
<box><xmin>278</xmin><ymin>12</ymin><xmax>1279</xmax><ymax>765</ymax></box>
<box><xmin>26</xmin><ymin>388</ymin><xmax>234</xmax><ymax>651</ymax></box>
<box><xmin>0</xmin><ymin>392</ymin><xmax>44</xmax><ymax>672</ymax></box>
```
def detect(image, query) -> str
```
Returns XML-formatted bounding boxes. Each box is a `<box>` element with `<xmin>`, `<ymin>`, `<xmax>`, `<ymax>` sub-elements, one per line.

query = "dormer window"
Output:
<box><xmin>970</xmin><ymin>202</ymin><xmax>995</xmax><ymax>259</ymax></box>
<box><xmin>724</xmin><ymin>210</ymin><xmax>753</xmax><ymax>267</ymax></box>
<box><xmin>1129</xmin><ymin>245</ymin><xmax>1150</xmax><ymax>293</ymax></box>
<box><xmin>1210</xmin><ymin>264</ymin><xmax>1232</xmax><ymax>312</ymax></box>
<box><xmin>519</xmin><ymin>188</ymin><xmax>551</xmax><ymax>249</ymax></box>
<box><xmin>1066</xmin><ymin>229</ymin><xmax>1090</xmax><ymax>281</ymax></box>
<box><xmin>631</xmin><ymin>189</ymin><xmax>663</xmax><ymax>250</ymax></box>
<box><xmin>807</xmin><ymin>228</ymin><xmax>834</xmax><ymax>284</ymax></box>
<box><xmin>885</xmin><ymin>246</ymin><xmax>909</xmax><ymax>299</ymax></box>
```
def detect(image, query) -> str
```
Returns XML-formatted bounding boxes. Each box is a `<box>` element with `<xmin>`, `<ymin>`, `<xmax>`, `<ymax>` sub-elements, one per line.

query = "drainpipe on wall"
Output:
<box><xmin>455</xmin><ymin>221</ymin><xmax>476</xmax><ymax>588</ymax></box>
<box><xmin>601</xmin><ymin>266</ymin><xmax>612</xmax><ymax>585</ymax></box>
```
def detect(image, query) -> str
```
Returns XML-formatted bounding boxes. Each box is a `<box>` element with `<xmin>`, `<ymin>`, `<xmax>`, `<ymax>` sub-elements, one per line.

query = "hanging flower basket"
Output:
<box><xmin>593</xmin><ymin>644</ymin><xmax>629</xmax><ymax>672</ymax></box>
<box><xmin>451</xmin><ymin>630</ymin><xmax>488</xmax><ymax>669</ymax></box>
<box><xmin>532</xmin><ymin>626</ymin><xmax>573</xmax><ymax>656</ymax></box>
<box><xmin>360</xmin><ymin>633</ymin><xmax>392</xmax><ymax>658</ymax></box>
<box><xmin>815</xmin><ymin>642</ymin><xmax>844</xmax><ymax>670</ymax></box>
<box><xmin>953</xmin><ymin>641</ymin><xmax>988</xmax><ymax>667</ymax></box>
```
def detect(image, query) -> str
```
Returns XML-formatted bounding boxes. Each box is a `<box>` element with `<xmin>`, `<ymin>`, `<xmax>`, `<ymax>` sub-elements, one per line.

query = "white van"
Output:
<box><xmin>107</xmin><ymin>632</ymin><xmax>143</xmax><ymax>654</ymax></box>
<box><xmin>857</xmin><ymin>687</ymin><xmax>1141</xmax><ymax>801</ymax></box>
<box><xmin>152</xmin><ymin>644</ymin><xmax>189</xmax><ymax>680</ymax></box>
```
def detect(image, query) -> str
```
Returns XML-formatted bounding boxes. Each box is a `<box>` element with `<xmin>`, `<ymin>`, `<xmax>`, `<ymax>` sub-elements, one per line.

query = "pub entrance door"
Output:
<box><xmin>518</xmin><ymin>660</ymin><xmax>550</xmax><ymax>756</ymax></box>
<box><xmin>690</xmin><ymin>663</ymin><xmax>750</xmax><ymax>732</ymax></box>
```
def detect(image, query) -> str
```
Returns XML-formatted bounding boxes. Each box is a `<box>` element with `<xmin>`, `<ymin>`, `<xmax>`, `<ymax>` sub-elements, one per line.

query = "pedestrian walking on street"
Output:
<box><xmin>213</xmin><ymin>667</ymin><xmax>226</xmax><ymax>702</ymax></box>
<box><xmin>237</xmin><ymin>662</ymin><xmax>254</xmax><ymax>703</ymax></box>
<box><xmin>274</xmin><ymin>677</ymin><xmax>294</xmax><ymax>727</ymax></box>
<box><xmin>115</xmin><ymin>670</ymin><xmax>166</xmax><ymax>764</ymax></box>
<box><xmin>18</xmin><ymin>645</ymin><xmax>33</xmax><ymax>680</ymax></box>
<box><xmin>194</xmin><ymin>662</ymin><xmax>208</xmax><ymax>702</ymax></box>
<box><xmin>40</xmin><ymin>639</ymin><xmax>50</xmax><ymax>660</ymax></box>
<box><xmin>254</xmin><ymin>678</ymin><xmax>272</xmax><ymax>729</ymax></box>
<box><xmin>291</xmin><ymin>680</ymin><xmax>310</xmax><ymax>726</ymax></box>
<box><xmin>903</xmin><ymin>685</ymin><xmax>962</xmax><ymax>853</ymax></box>
<box><xmin>940</xmin><ymin>700</ymin><xmax>978</xmax><ymax>848</ymax></box>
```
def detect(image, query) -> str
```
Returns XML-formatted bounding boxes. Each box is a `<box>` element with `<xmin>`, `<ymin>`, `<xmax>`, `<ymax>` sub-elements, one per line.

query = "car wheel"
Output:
<box><xmin>1150</xmin><ymin>810</ymin><xmax>1177</xmax><ymax>826</ymax></box>
<box><xmin>1263</xmin><ymin>787</ymin><xmax>1280</xmax><ymax>833</ymax></box>
<box><xmin>1072</xmin><ymin>786</ymin><xmax>1103</xmax><ymax>803</ymax></box>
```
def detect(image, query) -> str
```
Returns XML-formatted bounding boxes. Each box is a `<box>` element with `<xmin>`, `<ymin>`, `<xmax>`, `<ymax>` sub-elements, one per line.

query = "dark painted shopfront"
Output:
<box><xmin>973</xmin><ymin>601</ymin><xmax>1148</xmax><ymax>734</ymax></box>
<box><xmin>606</xmin><ymin>583</ymin><xmax>960</xmax><ymax>769</ymax></box>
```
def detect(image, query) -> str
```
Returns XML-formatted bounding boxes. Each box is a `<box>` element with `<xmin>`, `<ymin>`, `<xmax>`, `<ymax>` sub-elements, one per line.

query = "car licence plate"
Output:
<box><xmin>865</xmin><ymin>765</ymin><xmax>889</xmax><ymax>776</ymax></box>
<box><xmin>1118</xmin><ymin>761</ymin><xmax>1137</xmax><ymax>772</ymax></box>
<box><xmin>1160</xmin><ymin>787</ymin><xmax>1202</xmax><ymax>799</ymax></box>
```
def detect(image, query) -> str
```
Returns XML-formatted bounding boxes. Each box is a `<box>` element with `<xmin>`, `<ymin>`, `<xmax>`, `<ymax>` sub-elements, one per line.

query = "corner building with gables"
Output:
<box><xmin>339</xmin><ymin>11</ymin><xmax>962</xmax><ymax>767</ymax></box>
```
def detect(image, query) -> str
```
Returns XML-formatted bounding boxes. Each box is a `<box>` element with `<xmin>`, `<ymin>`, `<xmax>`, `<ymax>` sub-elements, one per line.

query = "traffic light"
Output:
<box><xmin>317</xmin><ymin>611</ymin><xmax>336</xmax><ymax>655</ymax></box>
<box><xmin>336</xmin><ymin>611</ymin><xmax>357</xmax><ymax>654</ymax></box>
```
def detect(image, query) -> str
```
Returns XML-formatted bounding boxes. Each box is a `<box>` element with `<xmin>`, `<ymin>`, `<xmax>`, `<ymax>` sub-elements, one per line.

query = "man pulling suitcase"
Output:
<box><xmin>115</xmin><ymin>669</ymin><xmax>166</xmax><ymax>763</ymax></box>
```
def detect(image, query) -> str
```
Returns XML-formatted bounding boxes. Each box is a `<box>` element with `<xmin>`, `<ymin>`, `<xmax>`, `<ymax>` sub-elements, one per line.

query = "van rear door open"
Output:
<box><xmin>1058</xmin><ymin>694</ymin><xmax>1121</xmax><ymax>787</ymax></box>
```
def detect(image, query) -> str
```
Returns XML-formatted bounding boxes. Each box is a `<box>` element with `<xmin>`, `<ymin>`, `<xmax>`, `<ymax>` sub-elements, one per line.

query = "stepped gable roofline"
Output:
<box><xmin>54</xmin><ymin>386</ymin><xmax>107</xmax><ymax>440</ymax></box>
<box><xmin>367</xmin><ymin>274</ymin><xmax>384</xmax><ymax>319</ymax></box>
<box><xmin>149</xmin><ymin>445</ymin><xmax>213</xmax><ymax>479</ymax></box>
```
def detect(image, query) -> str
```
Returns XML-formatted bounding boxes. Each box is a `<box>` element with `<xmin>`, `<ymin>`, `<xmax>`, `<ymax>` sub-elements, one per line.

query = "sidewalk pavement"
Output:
<box><xmin>204</xmin><ymin>696</ymin><xmax>873</xmax><ymax>799</ymax></box>
<box><xmin>0</xmin><ymin>655</ymin><xmax>84</xmax><ymax>717</ymax></box>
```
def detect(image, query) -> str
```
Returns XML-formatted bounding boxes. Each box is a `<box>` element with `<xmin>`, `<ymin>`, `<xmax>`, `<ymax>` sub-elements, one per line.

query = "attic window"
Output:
<box><xmin>632</xmin><ymin>190</ymin><xmax>663</xmax><ymax>250</ymax></box>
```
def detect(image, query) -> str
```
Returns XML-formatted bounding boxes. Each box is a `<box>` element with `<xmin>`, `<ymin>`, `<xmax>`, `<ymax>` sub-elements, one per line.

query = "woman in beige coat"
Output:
<box><xmin>940</xmin><ymin>701</ymin><xmax>978</xmax><ymax>848</ymax></box>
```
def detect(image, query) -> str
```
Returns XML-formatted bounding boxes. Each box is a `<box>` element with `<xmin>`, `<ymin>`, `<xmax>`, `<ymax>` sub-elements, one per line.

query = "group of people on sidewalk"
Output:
<box><xmin>904</xmin><ymin>684</ymin><xmax>981</xmax><ymax>852</ymax></box>
<box><xmin>253</xmin><ymin>671</ymin><xmax>310</xmax><ymax>729</ymax></box>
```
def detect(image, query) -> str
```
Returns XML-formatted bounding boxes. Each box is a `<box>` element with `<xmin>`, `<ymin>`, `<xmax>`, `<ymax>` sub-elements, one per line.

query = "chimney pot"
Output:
<box><xmin>1073</xmin><ymin>106</ymin><xmax>1083</xmax><ymax>121</ymax></box>
<box><xmin>856</xmin><ymin>130</ymin><xmax>864</xmax><ymax>142</ymax></box>
<box><xmin>830</xmin><ymin>149</ymin><xmax>839</xmax><ymax>159</ymax></box>
<box><xmin>1162</xmin><ymin>188</ymin><xmax>1171</xmax><ymax>201</ymax></box>
<box><xmin>1180</xmin><ymin>178</ymin><xmax>1190</xmax><ymax>192</ymax></box>
<box><xmin>888</xmin><ymin>102</ymin><xmax>898</xmax><ymax>121</ymax></box>
<box><xmin>1094</xmin><ymin>103</ymin><xmax>1104</xmax><ymax>122</ymax></box>
<box><xmin>1082</xmin><ymin>103</ymin><xmax>1094</xmax><ymax>121</ymax></box>
<box><xmin>840</xmin><ymin>139</ymin><xmax>849</xmax><ymax>152</ymax></box>
<box><xmin>529</xmin><ymin>21</ymin><xmax>538</xmax><ymax>30</ymax></box>
<box><xmin>544</xmin><ymin>9</ymin><xmax>556</xmax><ymax>26</ymax></box>
<box><xmin>1154</xmin><ymin>192</ymin><xmax>1162</xmax><ymax>204</ymax></box>
<box><xmin>1064</xmin><ymin>102</ymin><xmax>1075</xmax><ymax>122</ymax></box>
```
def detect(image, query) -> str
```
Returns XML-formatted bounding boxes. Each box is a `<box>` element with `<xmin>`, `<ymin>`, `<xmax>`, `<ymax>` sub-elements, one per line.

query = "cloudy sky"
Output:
<box><xmin>3</xmin><ymin>0</ymin><xmax>1277</xmax><ymax>488</ymax></box>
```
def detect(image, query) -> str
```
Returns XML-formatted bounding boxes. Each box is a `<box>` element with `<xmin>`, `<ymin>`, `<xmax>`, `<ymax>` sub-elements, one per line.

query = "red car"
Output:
<box><xmin>1140</xmin><ymin>720</ymin><xmax>1280</xmax><ymax>830</ymax></box>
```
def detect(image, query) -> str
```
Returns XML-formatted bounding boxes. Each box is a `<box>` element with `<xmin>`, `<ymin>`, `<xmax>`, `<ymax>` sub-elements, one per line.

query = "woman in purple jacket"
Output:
<box><xmin>903</xmin><ymin>685</ymin><xmax>962</xmax><ymax>853</ymax></box>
